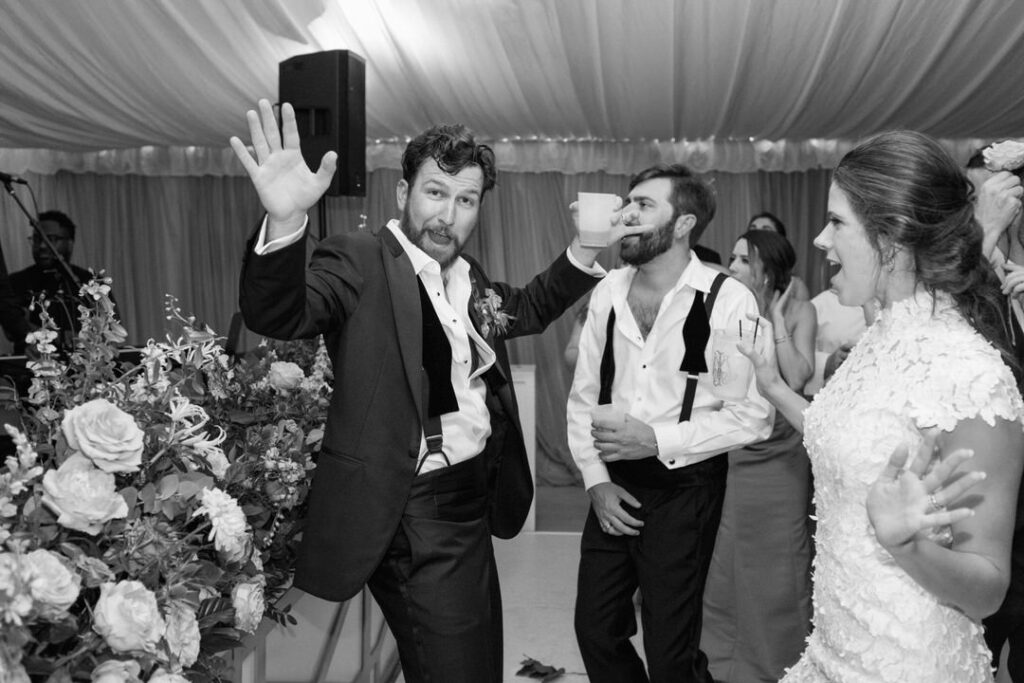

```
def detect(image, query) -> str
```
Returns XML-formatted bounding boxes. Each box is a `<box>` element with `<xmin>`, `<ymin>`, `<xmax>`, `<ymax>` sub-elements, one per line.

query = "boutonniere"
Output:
<box><xmin>473</xmin><ymin>287</ymin><xmax>515</xmax><ymax>337</ymax></box>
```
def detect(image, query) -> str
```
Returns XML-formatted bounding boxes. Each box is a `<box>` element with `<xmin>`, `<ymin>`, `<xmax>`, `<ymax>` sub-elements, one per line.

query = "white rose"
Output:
<box><xmin>267</xmin><ymin>361</ymin><xmax>304</xmax><ymax>391</ymax></box>
<box><xmin>148</xmin><ymin>669</ymin><xmax>189</xmax><ymax>683</ymax></box>
<box><xmin>231</xmin><ymin>579</ymin><xmax>265</xmax><ymax>634</ymax></box>
<box><xmin>62</xmin><ymin>399</ymin><xmax>145</xmax><ymax>473</ymax></box>
<box><xmin>23</xmin><ymin>549</ymin><xmax>81</xmax><ymax>617</ymax></box>
<box><xmin>983</xmin><ymin>140</ymin><xmax>1024</xmax><ymax>172</ymax></box>
<box><xmin>163</xmin><ymin>602</ymin><xmax>200</xmax><ymax>668</ymax></box>
<box><xmin>92</xmin><ymin>581</ymin><xmax>166</xmax><ymax>654</ymax></box>
<box><xmin>196</xmin><ymin>488</ymin><xmax>250</xmax><ymax>563</ymax></box>
<box><xmin>91</xmin><ymin>660</ymin><xmax>142</xmax><ymax>683</ymax></box>
<box><xmin>42</xmin><ymin>454</ymin><xmax>129</xmax><ymax>535</ymax></box>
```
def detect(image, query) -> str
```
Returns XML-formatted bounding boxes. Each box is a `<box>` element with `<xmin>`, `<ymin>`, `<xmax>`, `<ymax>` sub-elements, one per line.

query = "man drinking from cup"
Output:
<box><xmin>566</xmin><ymin>163</ymin><xmax>774</xmax><ymax>683</ymax></box>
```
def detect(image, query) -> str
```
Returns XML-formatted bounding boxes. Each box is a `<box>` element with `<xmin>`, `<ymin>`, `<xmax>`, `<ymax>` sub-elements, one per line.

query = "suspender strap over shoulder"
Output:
<box><xmin>677</xmin><ymin>271</ymin><xmax>728</xmax><ymax>423</ymax></box>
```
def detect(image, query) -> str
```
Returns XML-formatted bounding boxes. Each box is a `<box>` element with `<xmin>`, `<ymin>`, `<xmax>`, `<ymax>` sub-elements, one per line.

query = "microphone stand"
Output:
<box><xmin>2</xmin><ymin>177</ymin><xmax>88</xmax><ymax>350</ymax></box>
<box><xmin>2</xmin><ymin>178</ymin><xmax>84</xmax><ymax>294</ymax></box>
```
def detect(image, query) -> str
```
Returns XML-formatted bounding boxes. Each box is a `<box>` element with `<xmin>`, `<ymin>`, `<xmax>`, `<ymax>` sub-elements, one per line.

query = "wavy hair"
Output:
<box><xmin>402</xmin><ymin>124</ymin><xmax>497</xmax><ymax>199</ymax></box>
<box><xmin>737</xmin><ymin>228</ymin><xmax>796</xmax><ymax>296</ymax></box>
<box><xmin>832</xmin><ymin>130</ymin><xmax>1015</xmax><ymax>368</ymax></box>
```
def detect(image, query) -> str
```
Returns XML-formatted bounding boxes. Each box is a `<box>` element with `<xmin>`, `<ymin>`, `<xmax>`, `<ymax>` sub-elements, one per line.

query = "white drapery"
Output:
<box><xmin>2</xmin><ymin>0</ymin><xmax>1022</xmax><ymax>175</ymax></box>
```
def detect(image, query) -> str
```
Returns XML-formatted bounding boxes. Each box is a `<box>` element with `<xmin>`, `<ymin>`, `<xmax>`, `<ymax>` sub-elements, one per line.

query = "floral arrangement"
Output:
<box><xmin>472</xmin><ymin>287</ymin><xmax>514</xmax><ymax>338</ymax></box>
<box><xmin>0</xmin><ymin>278</ymin><xmax>331</xmax><ymax>682</ymax></box>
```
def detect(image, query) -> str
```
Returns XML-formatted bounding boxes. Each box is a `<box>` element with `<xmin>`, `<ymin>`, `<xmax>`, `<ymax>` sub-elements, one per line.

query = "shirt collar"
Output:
<box><xmin>385</xmin><ymin>219</ymin><xmax>469</xmax><ymax>282</ymax></box>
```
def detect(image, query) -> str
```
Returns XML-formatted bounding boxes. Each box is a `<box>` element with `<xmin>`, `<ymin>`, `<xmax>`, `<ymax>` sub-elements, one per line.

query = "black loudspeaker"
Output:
<box><xmin>279</xmin><ymin>50</ymin><xmax>366</xmax><ymax>197</ymax></box>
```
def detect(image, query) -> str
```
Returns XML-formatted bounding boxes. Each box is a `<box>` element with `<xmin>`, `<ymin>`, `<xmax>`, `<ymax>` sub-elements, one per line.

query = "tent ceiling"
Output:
<box><xmin>2</xmin><ymin>0</ymin><xmax>1023</xmax><ymax>174</ymax></box>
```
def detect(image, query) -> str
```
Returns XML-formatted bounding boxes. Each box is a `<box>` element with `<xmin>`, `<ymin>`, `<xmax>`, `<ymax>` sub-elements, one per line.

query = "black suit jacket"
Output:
<box><xmin>239</xmin><ymin>225</ymin><xmax>598</xmax><ymax>601</ymax></box>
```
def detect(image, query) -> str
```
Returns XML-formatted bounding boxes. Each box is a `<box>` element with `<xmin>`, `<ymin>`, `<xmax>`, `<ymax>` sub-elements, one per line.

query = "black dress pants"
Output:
<box><xmin>367</xmin><ymin>456</ymin><xmax>502</xmax><ymax>683</ymax></box>
<box><xmin>575</xmin><ymin>455</ymin><xmax>727</xmax><ymax>683</ymax></box>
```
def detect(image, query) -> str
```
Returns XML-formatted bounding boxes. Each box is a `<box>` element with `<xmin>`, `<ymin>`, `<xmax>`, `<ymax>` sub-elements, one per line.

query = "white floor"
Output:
<box><xmin>493</xmin><ymin>532</ymin><xmax>591</xmax><ymax>682</ymax></box>
<box><xmin>393</xmin><ymin>530</ymin><xmax>646</xmax><ymax>683</ymax></box>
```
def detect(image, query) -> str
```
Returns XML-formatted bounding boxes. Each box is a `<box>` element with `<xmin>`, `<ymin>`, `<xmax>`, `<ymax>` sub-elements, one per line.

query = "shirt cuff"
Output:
<box><xmin>566</xmin><ymin>247</ymin><xmax>606</xmax><ymax>277</ymax></box>
<box><xmin>580</xmin><ymin>461</ymin><xmax>612</xmax><ymax>490</ymax></box>
<box><xmin>653</xmin><ymin>421</ymin><xmax>689</xmax><ymax>468</ymax></box>
<box><xmin>253</xmin><ymin>215</ymin><xmax>309</xmax><ymax>255</ymax></box>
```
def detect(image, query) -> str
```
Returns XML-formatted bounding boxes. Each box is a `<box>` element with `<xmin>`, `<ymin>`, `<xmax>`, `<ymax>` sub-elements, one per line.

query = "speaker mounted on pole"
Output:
<box><xmin>279</xmin><ymin>50</ymin><xmax>366</xmax><ymax>197</ymax></box>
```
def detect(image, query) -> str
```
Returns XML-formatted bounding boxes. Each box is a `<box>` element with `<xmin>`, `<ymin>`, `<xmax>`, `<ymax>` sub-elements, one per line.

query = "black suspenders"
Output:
<box><xmin>598</xmin><ymin>272</ymin><xmax>728</xmax><ymax>422</ymax></box>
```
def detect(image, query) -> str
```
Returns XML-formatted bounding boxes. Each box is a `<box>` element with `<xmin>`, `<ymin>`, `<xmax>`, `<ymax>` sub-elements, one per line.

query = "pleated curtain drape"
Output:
<box><xmin>0</xmin><ymin>166</ymin><xmax>830</xmax><ymax>485</ymax></box>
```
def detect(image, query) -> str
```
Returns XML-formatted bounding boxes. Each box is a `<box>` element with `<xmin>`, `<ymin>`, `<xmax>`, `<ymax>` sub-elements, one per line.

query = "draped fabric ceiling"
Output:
<box><xmin>2</xmin><ymin>0</ymin><xmax>1024</xmax><ymax>175</ymax></box>
<box><xmin>2</xmin><ymin>0</ymin><xmax>1024</xmax><ymax>487</ymax></box>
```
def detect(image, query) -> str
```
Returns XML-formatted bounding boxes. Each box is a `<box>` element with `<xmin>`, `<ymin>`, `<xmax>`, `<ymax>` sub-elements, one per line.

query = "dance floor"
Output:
<box><xmin>394</xmin><ymin>484</ymin><xmax>641</xmax><ymax>682</ymax></box>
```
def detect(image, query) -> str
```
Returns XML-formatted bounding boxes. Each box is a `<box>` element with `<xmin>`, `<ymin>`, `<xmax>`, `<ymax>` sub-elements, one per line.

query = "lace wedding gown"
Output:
<box><xmin>782</xmin><ymin>293</ymin><xmax>1023</xmax><ymax>683</ymax></box>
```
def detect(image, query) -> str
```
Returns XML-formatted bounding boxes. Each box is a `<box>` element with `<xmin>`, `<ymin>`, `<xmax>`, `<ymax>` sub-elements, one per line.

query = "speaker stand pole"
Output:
<box><xmin>317</xmin><ymin>196</ymin><xmax>327</xmax><ymax>240</ymax></box>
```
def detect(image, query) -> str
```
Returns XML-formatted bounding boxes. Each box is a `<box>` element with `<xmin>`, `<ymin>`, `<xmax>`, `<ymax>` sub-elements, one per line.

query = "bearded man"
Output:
<box><xmin>566</xmin><ymin>164</ymin><xmax>773</xmax><ymax>683</ymax></box>
<box><xmin>233</xmin><ymin>100</ymin><xmax>650</xmax><ymax>683</ymax></box>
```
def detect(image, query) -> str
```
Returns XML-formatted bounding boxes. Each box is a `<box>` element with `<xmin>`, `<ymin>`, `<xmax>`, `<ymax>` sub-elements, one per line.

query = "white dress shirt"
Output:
<box><xmin>567</xmin><ymin>254</ymin><xmax>774</xmax><ymax>490</ymax></box>
<box><xmin>256</xmin><ymin>215</ymin><xmax>603</xmax><ymax>475</ymax></box>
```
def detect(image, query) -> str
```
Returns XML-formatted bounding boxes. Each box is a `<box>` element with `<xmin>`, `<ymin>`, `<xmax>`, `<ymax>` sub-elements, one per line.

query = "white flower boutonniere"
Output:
<box><xmin>473</xmin><ymin>288</ymin><xmax>515</xmax><ymax>338</ymax></box>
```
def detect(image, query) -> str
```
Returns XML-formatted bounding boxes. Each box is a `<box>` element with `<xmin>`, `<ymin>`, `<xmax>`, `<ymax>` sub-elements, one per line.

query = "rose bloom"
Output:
<box><xmin>62</xmin><ymin>398</ymin><xmax>145</xmax><ymax>473</ymax></box>
<box><xmin>267</xmin><ymin>361</ymin><xmax>304</xmax><ymax>391</ymax></box>
<box><xmin>984</xmin><ymin>140</ymin><xmax>1024</xmax><ymax>172</ymax></box>
<box><xmin>232</xmin><ymin>579</ymin><xmax>265</xmax><ymax>634</ymax></box>
<box><xmin>196</xmin><ymin>488</ymin><xmax>250</xmax><ymax>563</ymax></box>
<box><xmin>42</xmin><ymin>454</ymin><xmax>129</xmax><ymax>535</ymax></box>
<box><xmin>91</xmin><ymin>659</ymin><xmax>142</xmax><ymax>683</ymax></box>
<box><xmin>148</xmin><ymin>669</ymin><xmax>189</xmax><ymax>683</ymax></box>
<box><xmin>163</xmin><ymin>602</ymin><xmax>200</xmax><ymax>668</ymax></box>
<box><xmin>93</xmin><ymin>581</ymin><xmax>166</xmax><ymax>654</ymax></box>
<box><xmin>23</xmin><ymin>549</ymin><xmax>81</xmax><ymax>617</ymax></box>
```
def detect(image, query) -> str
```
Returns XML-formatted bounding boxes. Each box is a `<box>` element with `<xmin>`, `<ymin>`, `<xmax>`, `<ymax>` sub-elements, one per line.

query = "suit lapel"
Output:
<box><xmin>380</xmin><ymin>228</ymin><xmax>425</xmax><ymax>418</ymax></box>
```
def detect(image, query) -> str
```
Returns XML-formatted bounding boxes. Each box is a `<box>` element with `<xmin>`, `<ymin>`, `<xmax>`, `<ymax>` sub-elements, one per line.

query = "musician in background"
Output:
<box><xmin>9</xmin><ymin>210</ymin><xmax>117</xmax><ymax>354</ymax></box>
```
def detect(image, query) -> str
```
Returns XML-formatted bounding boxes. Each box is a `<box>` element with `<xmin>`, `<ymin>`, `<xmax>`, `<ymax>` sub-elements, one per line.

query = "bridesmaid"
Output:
<box><xmin>701</xmin><ymin>228</ymin><xmax>816</xmax><ymax>682</ymax></box>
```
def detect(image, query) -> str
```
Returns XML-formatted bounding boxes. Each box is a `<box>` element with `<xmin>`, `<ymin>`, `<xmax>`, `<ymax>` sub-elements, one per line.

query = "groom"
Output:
<box><xmin>232</xmin><ymin>100</ymin><xmax>647</xmax><ymax>682</ymax></box>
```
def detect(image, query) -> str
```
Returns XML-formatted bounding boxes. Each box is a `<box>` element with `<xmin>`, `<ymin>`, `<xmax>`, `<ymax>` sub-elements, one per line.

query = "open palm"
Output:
<box><xmin>229</xmin><ymin>99</ymin><xmax>337</xmax><ymax>226</ymax></box>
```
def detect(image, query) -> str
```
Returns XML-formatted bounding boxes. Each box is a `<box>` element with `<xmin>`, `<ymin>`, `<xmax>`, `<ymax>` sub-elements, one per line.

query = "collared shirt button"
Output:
<box><xmin>668</xmin><ymin>459</ymin><xmax>676</xmax><ymax>465</ymax></box>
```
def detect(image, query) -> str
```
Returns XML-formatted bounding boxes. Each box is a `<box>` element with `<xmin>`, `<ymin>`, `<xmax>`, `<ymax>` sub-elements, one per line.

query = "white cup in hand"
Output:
<box><xmin>591</xmin><ymin>403</ymin><xmax>628</xmax><ymax>429</ymax></box>
<box><xmin>577</xmin><ymin>192</ymin><xmax>620</xmax><ymax>248</ymax></box>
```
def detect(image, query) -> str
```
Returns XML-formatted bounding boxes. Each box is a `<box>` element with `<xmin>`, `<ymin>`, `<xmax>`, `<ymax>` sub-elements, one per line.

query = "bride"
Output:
<box><xmin>742</xmin><ymin>130</ymin><xmax>1024</xmax><ymax>682</ymax></box>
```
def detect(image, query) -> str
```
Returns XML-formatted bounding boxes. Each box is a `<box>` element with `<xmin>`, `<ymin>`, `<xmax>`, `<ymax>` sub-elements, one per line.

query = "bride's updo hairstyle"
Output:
<box><xmin>831</xmin><ymin>130</ymin><xmax>1013</xmax><ymax>364</ymax></box>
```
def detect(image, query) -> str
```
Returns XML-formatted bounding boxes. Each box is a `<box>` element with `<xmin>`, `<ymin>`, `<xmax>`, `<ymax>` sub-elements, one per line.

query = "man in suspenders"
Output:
<box><xmin>567</xmin><ymin>164</ymin><xmax>774</xmax><ymax>683</ymax></box>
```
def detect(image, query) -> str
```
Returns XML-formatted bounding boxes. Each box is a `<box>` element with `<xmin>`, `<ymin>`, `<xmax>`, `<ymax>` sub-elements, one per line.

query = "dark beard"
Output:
<box><xmin>399</xmin><ymin>206</ymin><xmax>463</xmax><ymax>270</ymax></box>
<box><xmin>619</xmin><ymin>219</ymin><xmax>675</xmax><ymax>266</ymax></box>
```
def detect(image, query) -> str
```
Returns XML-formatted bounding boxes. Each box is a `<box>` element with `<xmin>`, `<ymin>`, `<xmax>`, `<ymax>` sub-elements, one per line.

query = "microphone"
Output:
<box><xmin>0</xmin><ymin>171</ymin><xmax>27</xmax><ymax>185</ymax></box>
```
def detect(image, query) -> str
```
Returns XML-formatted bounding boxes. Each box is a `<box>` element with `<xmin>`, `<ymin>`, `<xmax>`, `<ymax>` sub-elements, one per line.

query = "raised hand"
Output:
<box><xmin>769</xmin><ymin>280</ymin><xmax>794</xmax><ymax>329</ymax></box>
<box><xmin>229</xmin><ymin>99</ymin><xmax>337</xmax><ymax>237</ymax></box>
<box><xmin>867</xmin><ymin>428</ymin><xmax>984</xmax><ymax>551</ymax></box>
<box><xmin>736</xmin><ymin>313</ymin><xmax>783</xmax><ymax>398</ymax></box>
<box><xmin>1001</xmin><ymin>260</ymin><xmax>1024</xmax><ymax>298</ymax></box>
<box><xmin>567</xmin><ymin>198</ymin><xmax>657</xmax><ymax>245</ymax></box>
<box><xmin>975</xmin><ymin>171</ymin><xmax>1023</xmax><ymax>258</ymax></box>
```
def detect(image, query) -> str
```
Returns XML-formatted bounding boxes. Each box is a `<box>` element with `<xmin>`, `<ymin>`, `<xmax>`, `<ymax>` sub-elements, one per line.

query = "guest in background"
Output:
<box><xmin>802</xmin><ymin>286</ymin><xmax>871</xmax><ymax>396</ymax></box>
<box><xmin>968</xmin><ymin>139</ymin><xmax>1024</xmax><ymax>682</ymax></box>
<box><xmin>9</xmin><ymin>210</ymin><xmax>114</xmax><ymax>354</ymax></box>
<box><xmin>748</xmin><ymin>211</ymin><xmax>811</xmax><ymax>301</ymax></box>
<box><xmin>701</xmin><ymin>229</ymin><xmax>815</xmax><ymax>682</ymax></box>
<box><xmin>567</xmin><ymin>163</ymin><xmax>772</xmax><ymax>683</ymax></box>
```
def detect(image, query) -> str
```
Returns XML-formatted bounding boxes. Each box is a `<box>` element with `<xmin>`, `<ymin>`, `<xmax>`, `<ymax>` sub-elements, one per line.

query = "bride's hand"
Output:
<box><xmin>867</xmin><ymin>429</ymin><xmax>985</xmax><ymax>551</ymax></box>
<box><xmin>736</xmin><ymin>313</ymin><xmax>782</xmax><ymax>399</ymax></box>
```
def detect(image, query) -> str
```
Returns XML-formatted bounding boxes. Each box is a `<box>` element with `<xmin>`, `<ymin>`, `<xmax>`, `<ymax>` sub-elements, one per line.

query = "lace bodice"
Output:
<box><xmin>784</xmin><ymin>292</ymin><xmax>1023</xmax><ymax>682</ymax></box>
